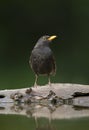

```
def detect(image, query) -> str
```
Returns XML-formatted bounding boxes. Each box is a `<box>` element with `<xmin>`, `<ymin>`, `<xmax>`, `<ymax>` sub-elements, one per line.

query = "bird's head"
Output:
<box><xmin>34</xmin><ymin>35</ymin><xmax>57</xmax><ymax>48</ymax></box>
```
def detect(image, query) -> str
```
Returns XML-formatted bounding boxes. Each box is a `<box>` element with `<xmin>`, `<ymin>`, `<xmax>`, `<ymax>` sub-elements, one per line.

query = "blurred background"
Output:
<box><xmin>0</xmin><ymin>0</ymin><xmax>89</xmax><ymax>89</ymax></box>
<box><xmin>1</xmin><ymin>1</ymin><xmax>89</xmax><ymax>130</ymax></box>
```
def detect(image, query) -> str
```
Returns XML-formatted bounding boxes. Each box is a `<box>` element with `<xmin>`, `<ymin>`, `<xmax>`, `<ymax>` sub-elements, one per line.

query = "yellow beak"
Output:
<box><xmin>48</xmin><ymin>35</ymin><xmax>57</xmax><ymax>41</ymax></box>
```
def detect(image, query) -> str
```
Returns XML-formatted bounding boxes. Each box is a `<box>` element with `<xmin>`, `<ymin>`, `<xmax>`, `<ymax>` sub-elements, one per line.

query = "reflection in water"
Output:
<box><xmin>34</xmin><ymin>105</ymin><xmax>57</xmax><ymax>130</ymax></box>
<box><xmin>10</xmin><ymin>103</ymin><xmax>57</xmax><ymax>130</ymax></box>
<box><xmin>35</xmin><ymin>117</ymin><xmax>56</xmax><ymax>130</ymax></box>
<box><xmin>11</xmin><ymin>105</ymin><xmax>23</xmax><ymax>112</ymax></box>
<box><xmin>0</xmin><ymin>107</ymin><xmax>5</xmax><ymax>110</ymax></box>
<box><xmin>1</xmin><ymin>103</ymin><xmax>89</xmax><ymax>129</ymax></box>
<box><xmin>0</xmin><ymin>103</ymin><xmax>89</xmax><ymax>118</ymax></box>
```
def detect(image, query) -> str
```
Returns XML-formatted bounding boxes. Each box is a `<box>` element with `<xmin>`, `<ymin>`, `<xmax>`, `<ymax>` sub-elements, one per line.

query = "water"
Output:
<box><xmin>1</xmin><ymin>115</ymin><xmax>89</xmax><ymax>130</ymax></box>
<box><xmin>0</xmin><ymin>104</ymin><xmax>89</xmax><ymax>130</ymax></box>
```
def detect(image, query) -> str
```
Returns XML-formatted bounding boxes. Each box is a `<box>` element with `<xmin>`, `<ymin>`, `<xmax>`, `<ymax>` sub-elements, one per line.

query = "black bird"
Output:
<box><xmin>30</xmin><ymin>35</ymin><xmax>57</xmax><ymax>87</ymax></box>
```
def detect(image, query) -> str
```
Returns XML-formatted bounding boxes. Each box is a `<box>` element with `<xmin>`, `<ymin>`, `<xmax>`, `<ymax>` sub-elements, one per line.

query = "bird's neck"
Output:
<box><xmin>34</xmin><ymin>44</ymin><xmax>49</xmax><ymax>49</ymax></box>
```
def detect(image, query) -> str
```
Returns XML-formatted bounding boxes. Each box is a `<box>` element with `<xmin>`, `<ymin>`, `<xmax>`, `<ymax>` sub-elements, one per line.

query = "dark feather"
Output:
<box><xmin>30</xmin><ymin>46</ymin><xmax>56</xmax><ymax>76</ymax></box>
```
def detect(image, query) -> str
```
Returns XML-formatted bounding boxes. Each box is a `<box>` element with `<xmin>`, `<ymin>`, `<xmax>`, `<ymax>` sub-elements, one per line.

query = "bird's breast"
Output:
<box><xmin>30</xmin><ymin>47</ymin><xmax>55</xmax><ymax>75</ymax></box>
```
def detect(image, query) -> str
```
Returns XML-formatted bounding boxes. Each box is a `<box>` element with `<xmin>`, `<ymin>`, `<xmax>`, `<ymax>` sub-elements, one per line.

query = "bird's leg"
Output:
<box><xmin>35</xmin><ymin>113</ymin><xmax>38</xmax><ymax>129</ymax></box>
<box><xmin>48</xmin><ymin>75</ymin><xmax>51</xmax><ymax>86</ymax></box>
<box><xmin>34</xmin><ymin>75</ymin><xmax>38</xmax><ymax>87</ymax></box>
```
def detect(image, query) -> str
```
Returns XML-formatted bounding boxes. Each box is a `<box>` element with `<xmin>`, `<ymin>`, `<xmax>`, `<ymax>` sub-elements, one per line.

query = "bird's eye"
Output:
<box><xmin>43</xmin><ymin>36</ymin><xmax>47</xmax><ymax>40</ymax></box>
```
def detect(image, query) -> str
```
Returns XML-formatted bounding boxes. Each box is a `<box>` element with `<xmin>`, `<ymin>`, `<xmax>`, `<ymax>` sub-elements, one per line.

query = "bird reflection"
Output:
<box><xmin>34</xmin><ymin>105</ymin><xmax>57</xmax><ymax>130</ymax></box>
<box><xmin>10</xmin><ymin>103</ymin><xmax>57</xmax><ymax>130</ymax></box>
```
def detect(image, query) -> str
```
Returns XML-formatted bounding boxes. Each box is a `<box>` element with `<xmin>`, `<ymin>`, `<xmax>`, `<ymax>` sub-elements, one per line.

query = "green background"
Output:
<box><xmin>0</xmin><ymin>0</ymin><xmax>89</xmax><ymax>89</ymax></box>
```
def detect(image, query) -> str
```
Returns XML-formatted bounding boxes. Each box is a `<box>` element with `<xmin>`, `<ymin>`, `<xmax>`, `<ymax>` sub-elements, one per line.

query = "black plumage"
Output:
<box><xmin>30</xmin><ymin>35</ymin><xmax>57</xmax><ymax>87</ymax></box>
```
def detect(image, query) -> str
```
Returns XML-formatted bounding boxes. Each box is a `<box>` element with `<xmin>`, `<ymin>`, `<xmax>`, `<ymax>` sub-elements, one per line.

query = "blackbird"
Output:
<box><xmin>30</xmin><ymin>35</ymin><xmax>57</xmax><ymax>87</ymax></box>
